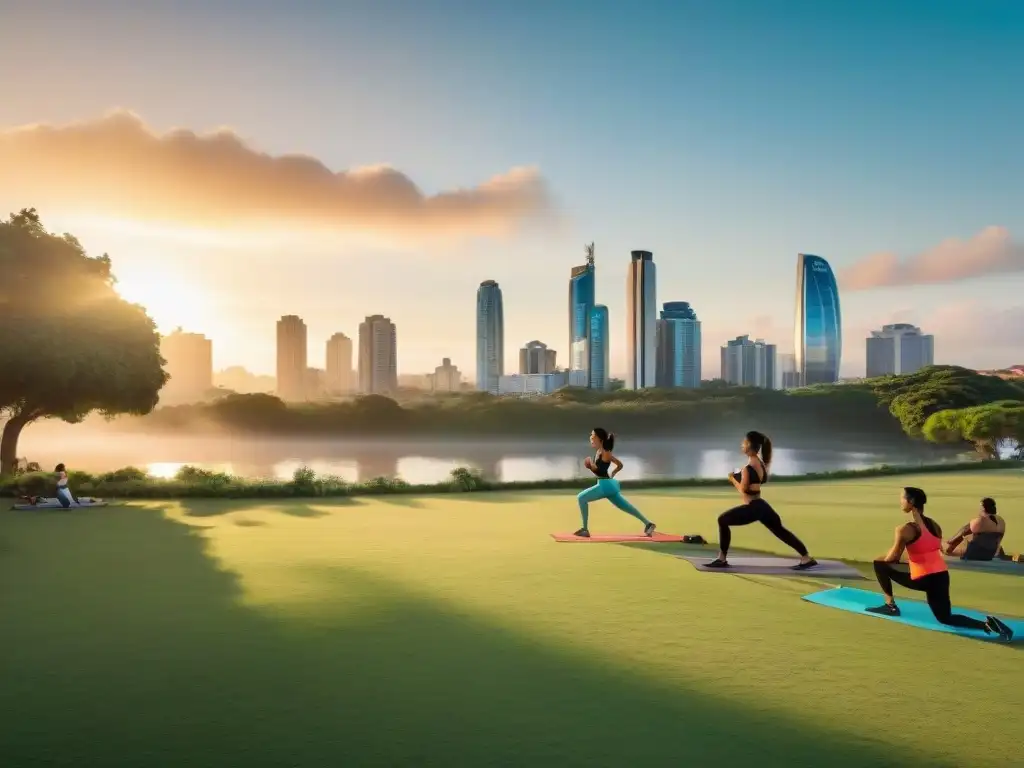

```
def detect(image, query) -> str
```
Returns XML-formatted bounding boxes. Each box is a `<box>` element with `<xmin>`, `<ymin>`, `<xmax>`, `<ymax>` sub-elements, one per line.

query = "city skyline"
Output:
<box><xmin>2</xmin><ymin>2</ymin><xmax>1022</xmax><ymax>377</ymax></box>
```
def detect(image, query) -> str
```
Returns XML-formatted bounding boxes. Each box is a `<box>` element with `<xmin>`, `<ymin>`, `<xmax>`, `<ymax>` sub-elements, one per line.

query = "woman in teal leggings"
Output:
<box><xmin>574</xmin><ymin>428</ymin><xmax>656</xmax><ymax>538</ymax></box>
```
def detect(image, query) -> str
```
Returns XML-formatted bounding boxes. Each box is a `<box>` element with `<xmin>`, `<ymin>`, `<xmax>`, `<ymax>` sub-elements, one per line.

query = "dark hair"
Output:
<box><xmin>593</xmin><ymin>427</ymin><xmax>615</xmax><ymax>451</ymax></box>
<box><xmin>982</xmin><ymin>497</ymin><xmax>997</xmax><ymax>517</ymax></box>
<box><xmin>54</xmin><ymin>463</ymin><xmax>66</xmax><ymax>473</ymax></box>
<box><xmin>903</xmin><ymin>486</ymin><xmax>927</xmax><ymax>509</ymax></box>
<box><xmin>745</xmin><ymin>431</ymin><xmax>773</xmax><ymax>465</ymax></box>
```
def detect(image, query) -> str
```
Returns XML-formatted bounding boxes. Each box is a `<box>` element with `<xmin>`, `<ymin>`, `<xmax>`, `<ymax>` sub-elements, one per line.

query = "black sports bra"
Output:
<box><xmin>593</xmin><ymin>452</ymin><xmax>612</xmax><ymax>478</ymax></box>
<box><xmin>733</xmin><ymin>461</ymin><xmax>767</xmax><ymax>495</ymax></box>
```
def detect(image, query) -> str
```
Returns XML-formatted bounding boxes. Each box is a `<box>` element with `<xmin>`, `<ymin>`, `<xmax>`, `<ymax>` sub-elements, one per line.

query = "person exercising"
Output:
<box><xmin>573</xmin><ymin>428</ymin><xmax>656</xmax><ymax>538</ymax></box>
<box><xmin>706</xmin><ymin>431</ymin><xmax>817</xmax><ymax>570</ymax></box>
<box><xmin>55</xmin><ymin>463</ymin><xmax>78</xmax><ymax>509</ymax></box>
<box><xmin>867</xmin><ymin>486</ymin><xmax>1013</xmax><ymax>641</ymax></box>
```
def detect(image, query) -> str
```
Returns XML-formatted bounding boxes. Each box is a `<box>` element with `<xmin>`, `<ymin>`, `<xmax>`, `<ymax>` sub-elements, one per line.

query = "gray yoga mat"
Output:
<box><xmin>677</xmin><ymin>554</ymin><xmax>864</xmax><ymax>579</ymax></box>
<box><xmin>945</xmin><ymin>557</ymin><xmax>1024</xmax><ymax>576</ymax></box>
<box><xmin>11</xmin><ymin>497</ymin><xmax>108</xmax><ymax>510</ymax></box>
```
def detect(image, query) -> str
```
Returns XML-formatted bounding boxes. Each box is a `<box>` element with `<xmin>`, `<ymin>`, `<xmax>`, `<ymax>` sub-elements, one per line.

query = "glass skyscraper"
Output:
<box><xmin>568</xmin><ymin>245</ymin><xmax>595</xmax><ymax>381</ymax></box>
<box><xmin>655</xmin><ymin>301</ymin><xmax>701</xmax><ymax>388</ymax></box>
<box><xmin>626</xmin><ymin>250</ymin><xmax>657</xmax><ymax>389</ymax></box>
<box><xmin>476</xmin><ymin>280</ymin><xmax>504</xmax><ymax>394</ymax></box>
<box><xmin>794</xmin><ymin>254</ymin><xmax>842</xmax><ymax>386</ymax></box>
<box><xmin>588</xmin><ymin>304</ymin><xmax>610</xmax><ymax>390</ymax></box>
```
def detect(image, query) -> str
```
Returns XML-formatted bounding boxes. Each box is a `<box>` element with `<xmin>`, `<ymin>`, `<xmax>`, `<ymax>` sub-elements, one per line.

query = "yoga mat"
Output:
<box><xmin>11</xmin><ymin>497</ymin><xmax>108</xmax><ymax>510</ymax></box>
<box><xmin>551</xmin><ymin>532</ymin><xmax>685</xmax><ymax>543</ymax></box>
<box><xmin>677</xmin><ymin>554</ymin><xmax>864</xmax><ymax>579</ymax></box>
<box><xmin>946</xmin><ymin>558</ymin><xmax>1024</xmax><ymax>576</ymax></box>
<box><xmin>802</xmin><ymin>587</ymin><xmax>1022</xmax><ymax>643</ymax></box>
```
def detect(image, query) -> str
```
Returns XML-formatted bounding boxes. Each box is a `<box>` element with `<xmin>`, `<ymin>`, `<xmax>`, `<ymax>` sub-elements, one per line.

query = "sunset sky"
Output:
<box><xmin>2</xmin><ymin>0</ymin><xmax>1022</xmax><ymax>377</ymax></box>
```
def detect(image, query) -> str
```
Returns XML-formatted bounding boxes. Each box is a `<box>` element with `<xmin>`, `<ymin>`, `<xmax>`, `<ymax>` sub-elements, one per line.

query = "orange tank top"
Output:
<box><xmin>906</xmin><ymin>521</ymin><xmax>947</xmax><ymax>579</ymax></box>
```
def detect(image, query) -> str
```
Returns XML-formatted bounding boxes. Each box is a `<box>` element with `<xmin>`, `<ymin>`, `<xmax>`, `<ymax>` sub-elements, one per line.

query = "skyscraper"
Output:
<box><xmin>626</xmin><ymin>250</ymin><xmax>657</xmax><ymax>389</ymax></box>
<box><xmin>160</xmin><ymin>329</ymin><xmax>213</xmax><ymax>404</ymax></box>
<box><xmin>519</xmin><ymin>340</ymin><xmax>556</xmax><ymax>374</ymax></box>
<box><xmin>476</xmin><ymin>280</ymin><xmax>504</xmax><ymax>394</ymax></box>
<box><xmin>866</xmin><ymin>323</ymin><xmax>935</xmax><ymax>377</ymax></box>
<box><xmin>655</xmin><ymin>301</ymin><xmax>702</xmax><ymax>388</ymax></box>
<box><xmin>358</xmin><ymin>315</ymin><xmax>397</xmax><ymax>395</ymax></box>
<box><xmin>325</xmin><ymin>332</ymin><xmax>354</xmax><ymax>394</ymax></box>
<box><xmin>431</xmin><ymin>358</ymin><xmax>462</xmax><ymax>392</ymax></box>
<box><xmin>588</xmin><ymin>304</ymin><xmax>610</xmax><ymax>390</ymax></box>
<box><xmin>720</xmin><ymin>335</ymin><xmax>776</xmax><ymax>389</ymax></box>
<box><xmin>794</xmin><ymin>254</ymin><xmax>842</xmax><ymax>385</ymax></box>
<box><xmin>276</xmin><ymin>315</ymin><xmax>307</xmax><ymax>401</ymax></box>
<box><xmin>568</xmin><ymin>243</ymin><xmax>596</xmax><ymax>380</ymax></box>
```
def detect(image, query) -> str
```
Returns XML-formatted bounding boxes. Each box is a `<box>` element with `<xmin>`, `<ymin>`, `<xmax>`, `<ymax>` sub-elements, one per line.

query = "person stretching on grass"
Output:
<box><xmin>867</xmin><ymin>486</ymin><xmax>1013</xmax><ymax>641</ymax></box>
<box><xmin>573</xmin><ymin>428</ymin><xmax>656</xmax><ymax>538</ymax></box>
<box><xmin>706</xmin><ymin>430</ymin><xmax>818</xmax><ymax>570</ymax></box>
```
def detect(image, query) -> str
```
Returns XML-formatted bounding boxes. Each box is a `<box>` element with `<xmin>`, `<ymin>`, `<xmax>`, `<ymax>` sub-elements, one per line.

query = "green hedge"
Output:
<box><xmin>1</xmin><ymin>460</ymin><xmax>1016</xmax><ymax>501</ymax></box>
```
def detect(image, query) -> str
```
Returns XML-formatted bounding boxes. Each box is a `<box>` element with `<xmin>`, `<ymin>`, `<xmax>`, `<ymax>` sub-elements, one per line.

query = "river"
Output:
<box><xmin>18</xmin><ymin>432</ymin><xmax>956</xmax><ymax>484</ymax></box>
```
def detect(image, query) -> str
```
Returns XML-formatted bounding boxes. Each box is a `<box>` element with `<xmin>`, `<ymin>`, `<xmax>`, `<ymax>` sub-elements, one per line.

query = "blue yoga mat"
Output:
<box><xmin>802</xmin><ymin>587</ymin><xmax>1022</xmax><ymax>643</ymax></box>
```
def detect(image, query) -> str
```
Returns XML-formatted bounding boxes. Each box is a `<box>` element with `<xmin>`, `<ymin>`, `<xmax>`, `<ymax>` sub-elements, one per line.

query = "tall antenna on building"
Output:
<box><xmin>585</xmin><ymin>242</ymin><xmax>595</xmax><ymax>266</ymax></box>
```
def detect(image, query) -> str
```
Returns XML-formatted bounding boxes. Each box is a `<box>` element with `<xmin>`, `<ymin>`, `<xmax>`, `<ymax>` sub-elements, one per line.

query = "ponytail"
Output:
<box><xmin>982</xmin><ymin>498</ymin><xmax>997</xmax><ymax>517</ymax></box>
<box><xmin>760</xmin><ymin>435</ymin><xmax>773</xmax><ymax>466</ymax></box>
<box><xmin>593</xmin><ymin>427</ymin><xmax>615</xmax><ymax>451</ymax></box>
<box><xmin>745</xmin><ymin>430</ymin><xmax>772</xmax><ymax>465</ymax></box>
<box><xmin>605</xmin><ymin>432</ymin><xmax>616</xmax><ymax>451</ymax></box>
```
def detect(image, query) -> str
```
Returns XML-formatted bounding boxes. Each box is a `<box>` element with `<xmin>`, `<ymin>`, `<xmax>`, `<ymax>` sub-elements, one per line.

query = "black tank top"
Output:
<box><xmin>734</xmin><ymin>461</ymin><xmax>767</xmax><ymax>496</ymax></box>
<box><xmin>593</xmin><ymin>452</ymin><xmax>612</xmax><ymax>478</ymax></box>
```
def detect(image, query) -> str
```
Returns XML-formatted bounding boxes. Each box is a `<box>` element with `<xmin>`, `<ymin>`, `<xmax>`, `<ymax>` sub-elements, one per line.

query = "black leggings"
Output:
<box><xmin>718</xmin><ymin>498</ymin><xmax>809</xmax><ymax>557</ymax></box>
<box><xmin>872</xmin><ymin>562</ymin><xmax>988</xmax><ymax>631</ymax></box>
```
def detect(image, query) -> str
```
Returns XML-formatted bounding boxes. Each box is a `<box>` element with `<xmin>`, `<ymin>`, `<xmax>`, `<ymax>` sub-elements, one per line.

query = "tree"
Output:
<box><xmin>922</xmin><ymin>402</ymin><xmax>1024</xmax><ymax>458</ymax></box>
<box><xmin>0</xmin><ymin>209</ymin><xmax>168</xmax><ymax>475</ymax></box>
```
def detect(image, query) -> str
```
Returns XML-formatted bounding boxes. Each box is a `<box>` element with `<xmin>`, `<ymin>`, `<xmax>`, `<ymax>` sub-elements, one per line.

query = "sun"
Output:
<box><xmin>113</xmin><ymin>265</ymin><xmax>216</xmax><ymax>335</ymax></box>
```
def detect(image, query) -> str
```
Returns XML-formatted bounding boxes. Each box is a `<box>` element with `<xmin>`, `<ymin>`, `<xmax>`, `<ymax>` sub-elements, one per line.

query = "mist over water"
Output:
<box><xmin>21</xmin><ymin>426</ymin><xmax>954</xmax><ymax>484</ymax></box>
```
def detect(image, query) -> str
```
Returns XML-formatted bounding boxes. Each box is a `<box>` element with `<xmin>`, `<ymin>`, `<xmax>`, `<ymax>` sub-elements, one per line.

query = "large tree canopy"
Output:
<box><xmin>922</xmin><ymin>401</ymin><xmax>1024</xmax><ymax>459</ymax></box>
<box><xmin>0</xmin><ymin>209</ymin><xmax>168</xmax><ymax>474</ymax></box>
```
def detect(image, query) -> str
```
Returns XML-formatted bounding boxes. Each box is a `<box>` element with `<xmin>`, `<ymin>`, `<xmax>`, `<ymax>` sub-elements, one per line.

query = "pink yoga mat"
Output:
<box><xmin>550</xmin><ymin>532</ymin><xmax>685</xmax><ymax>543</ymax></box>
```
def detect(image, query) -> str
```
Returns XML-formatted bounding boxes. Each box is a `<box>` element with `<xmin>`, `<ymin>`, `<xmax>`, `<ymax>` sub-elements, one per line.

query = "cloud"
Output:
<box><xmin>0</xmin><ymin>111</ymin><xmax>554</xmax><ymax>241</ymax></box>
<box><xmin>839</xmin><ymin>227</ymin><xmax>1024</xmax><ymax>290</ymax></box>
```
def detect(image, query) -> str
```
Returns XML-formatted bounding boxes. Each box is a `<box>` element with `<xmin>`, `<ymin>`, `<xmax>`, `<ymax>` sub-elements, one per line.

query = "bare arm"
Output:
<box><xmin>607</xmin><ymin>452</ymin><xmax>623</xmax><ymax>478</ymax></box>
<box><xmin>880</xmin><ymin>525</ymin><xmax>909</xmax><ymax>563</ymax></box>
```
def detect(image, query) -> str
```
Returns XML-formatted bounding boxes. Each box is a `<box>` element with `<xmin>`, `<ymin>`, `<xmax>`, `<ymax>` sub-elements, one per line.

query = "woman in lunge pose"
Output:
<box><xmin>866</xmin><ymin>487</ymin><xmax>1013</xmax><ymax>641</ymax></box>
<box><xmin>706</xmin><ymin>431</ymin><xmax>817</xmax><ymax>570</ymax></box>
<box><xmin>573</xmin><ymin>428</ymin><xmax>656</xmax><ymax>538</ymax></box>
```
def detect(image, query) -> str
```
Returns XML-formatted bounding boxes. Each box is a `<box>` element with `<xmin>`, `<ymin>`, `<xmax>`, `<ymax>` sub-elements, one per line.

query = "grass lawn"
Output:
<box><xmin>1</xmin><ymin>469</ymin><xmax>1022</xmax><ymax>767</ymax></box>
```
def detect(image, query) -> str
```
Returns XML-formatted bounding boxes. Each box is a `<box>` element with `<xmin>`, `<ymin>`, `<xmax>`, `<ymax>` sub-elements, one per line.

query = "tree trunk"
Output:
<box><xmin>0</xmin><ymin>414</ymin><xmax>29</xmax><ymax>477</ymax></box>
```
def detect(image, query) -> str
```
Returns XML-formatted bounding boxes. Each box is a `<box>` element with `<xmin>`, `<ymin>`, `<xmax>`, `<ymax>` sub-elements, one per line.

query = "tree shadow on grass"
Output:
<box><xmin>0</xmin><ymin>506</ymin><xmax>955</xmax><ymax>767</ymax></box>
<box><xmin>170</xmin><ymin>497</ymin><xmax>364</xmax><ymax>519</ymax></box>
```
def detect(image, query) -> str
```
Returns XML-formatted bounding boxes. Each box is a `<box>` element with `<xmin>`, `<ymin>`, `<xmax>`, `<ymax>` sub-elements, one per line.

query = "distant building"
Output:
<box><xmin>276</xmin><ymin>315</ymin><xmax>308</xmax><ymax>401</ymax></box>
<box><xmin>794</xmin><ymin>254</ymin><xmax>842</xmax><ymax>385</ymax></box>
<box><xmin>476</xmin><ymin>280</ymin><xmax>504</xmax><ymax>394</ymax></box>
<box><xmin>358</xmin><ymin>315</ymin><xmax>398</xmax><ymax>395</ymax></box>
<box><xmin>432</xmin><ymin>358</ymin><xmax>462</xmax><ymax>392</ymax></box>
<box><xmin>866</xmin><ymin>323</ymin><xmax>934</xmax><ymax>377</ymax></box>
<box><xmin>160</xmin><ymin>329</ymin><xmax>213</xmax><ymax>404</ymax></box>
<box><xmin>325</xmin><ymin>332</ymin><xmax>354</xmax><ymax>393</ymax></box>
<box><xmin>304</xmin><ymin>367</ymin><xmax>327</xmax><ymax>399</ymax></box>
<box><xmin>568</xmin><ymin>243</ymin><xmax>596</xmax><ymax>382</ymax></box>
<box><xmin>588</xmin><ymin>305</ymin><xmax>610</xmax><ymax>390</ymax></box>
<box><xmin>626</xmin><ymin>250</ymin><xmax>657</xmax><ymax>389</ymax></box>
<box><xmin>498</xmin><ymin>369</ymin><xmax>588</xmax><ymax>396</ymax></box>
<box><xmin>779</xmin><ymin>353</ymin><xmax>801</xmax><ymax>389</ymax></box>
<box><xmin>519</xmin><ymin>340</ymin><xmax>557</xmax><ymax>375</ymax></box>
<box><xmin>214</xmin><ymin>366</ymin><xmax>275</xmax><ymax>394</ymax></box>
<box><xmin>720</xmin><ymin>335</ymin><xmax>777</xmax><ymax>389</ymax></box>
<box><xmin>655</xmin><ymin>301</ymin><xmax>701</xmax><ymax>388</ymax></box>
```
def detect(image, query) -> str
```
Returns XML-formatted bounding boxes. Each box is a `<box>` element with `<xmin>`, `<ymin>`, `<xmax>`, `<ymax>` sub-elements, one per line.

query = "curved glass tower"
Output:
<box><xmin>568</xmin><ymin>245</ymin><xmax>595</xmax><ymax>379</ymax></box>
<box><xmin>794</xmin><ymin>254</ymin><xmax>842</xmax><ymax>385</ymax></box>
<box><xmin>476</xmin><ymin>280</ymin><xmax>504</xmax><ymax>393</ymax></box>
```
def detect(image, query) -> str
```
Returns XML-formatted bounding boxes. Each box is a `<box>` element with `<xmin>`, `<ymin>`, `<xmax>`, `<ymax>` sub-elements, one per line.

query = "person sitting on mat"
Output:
<box><xmin>706</xmin><ymin>430</ymin><xmax>817</xmax><ymax>570</ymax></box>
<box><xmin>867</xmin><ymin>487</ymin><xmax>1013</xmax><ymax>641</ymax></box>
<box><xmin>54</xmin><ymin>463</ymin><xmax>78</xmax><ymax>509</ymax></box>
<box><xmin>944</xmin><ymin>497</ymin><xmax>1007</xmax><ymax>561</ymax></box>
<box><xmin>573</xmin><ymin>428</ymin><xmax>656</xmax><ymax>539</ymax></box>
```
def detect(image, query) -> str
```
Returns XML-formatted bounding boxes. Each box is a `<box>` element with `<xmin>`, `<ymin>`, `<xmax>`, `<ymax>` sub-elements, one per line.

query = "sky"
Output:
<box><xmin>1</xmin><ymin>0</ymin><xmax>1023</xmax><ymax>378</ymax></box>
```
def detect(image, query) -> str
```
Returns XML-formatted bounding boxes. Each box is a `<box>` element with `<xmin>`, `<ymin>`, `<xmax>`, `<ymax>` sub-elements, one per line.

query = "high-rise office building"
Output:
<box><xmin>626</xmin><ymin>250</ymin><xmax>657</xmax><ymax>389</ymax></box>
<box><xmin>568</xmin><ymin>243</ymin><xmax>596</xmax><ymax>381</ymax></box>
<box><xmin>519</xmin><ymin>340</ymin><xmax>556</xmax><ymax>375</ymax></box>
<box><xmin>779</xmin><ymin>353</ymin><xmax>801</xmax><ymax>389</ymax></box>
<box><xmin>866</xmin><ymin>323</ymin><xmax>935</xmax><ymax>377</ymax></box>
<box><xmin>720</xmin><ymin>335</ymin><xmax>777</xmax><ymax>389</ymax></box>
<box><xmin>588</xmin><ymin>305</ymin><xmax>610</xmax><ymax>390</ymax></box>
<box><xmin>160</xmin><ymin>329</ymin><xmax>213</xmax><ymax>404</ymax></box>
<box><xmin>794</xmin><ymin>253</ymin><xmax>842</xmax><ymax>385</ymax></box>
<box><xmin>476</xmin><ymin>280</ymin><xmax>504</xmax><ymax>394</ymax></box>
<box><xmin>431</xmin><ymin>358</ymin><xmax>462</xmax><ymax>392</ymax></box>
<box><xmin>358</xmin><ymin>315</ymin><xmax>397</xmax><ymax>395</ymax></box>
<box><xmin>655</xmin><ymin>301</ymin><xmax>702</xmax><ymax>388</ymax></box>
<box><xmin>325</xmin><ymin>332</ymin><xmax>354</xmax><ymax>394</ymax></box>
<box><xmin>276</xmin><ymin>315</ymin><xmax>307</xmax><ymax>401</ymax></box>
